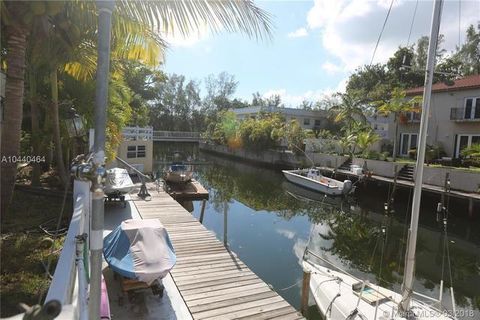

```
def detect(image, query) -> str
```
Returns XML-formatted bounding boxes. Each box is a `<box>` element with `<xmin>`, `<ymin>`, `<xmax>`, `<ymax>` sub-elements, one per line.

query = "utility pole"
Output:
<box><xmin>89</xmin><ymin>1</ymin><xmax>115</xmax><ymax>319</ymax></box>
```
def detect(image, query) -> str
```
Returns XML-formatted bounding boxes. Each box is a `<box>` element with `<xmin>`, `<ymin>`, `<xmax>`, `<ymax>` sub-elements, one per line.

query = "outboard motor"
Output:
<box><xmin>343</xmin><ymin>180</ymin><xmax>353</xmax><ymax>194</ymax></box>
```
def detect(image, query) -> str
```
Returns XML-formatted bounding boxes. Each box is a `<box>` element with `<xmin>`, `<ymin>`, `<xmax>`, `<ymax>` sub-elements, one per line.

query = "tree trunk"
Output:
<box><xmin>393</xmin><ymin>117</ymin><xmax>399</xmax><ymax>162</ymax></box>
<box><xmin>29</xmin><ymin>69</ymin><xmax>41</xmax><ymax>186</ymax></box>
<box><xmin>1</xmin><ymin>27</ymin><xmax>28</xmax><ymax>213</ymax></box>
<box><xmin>50</xmin><ymin>69</ymin><xmax>68</xmax><ymax>186</ymax></box>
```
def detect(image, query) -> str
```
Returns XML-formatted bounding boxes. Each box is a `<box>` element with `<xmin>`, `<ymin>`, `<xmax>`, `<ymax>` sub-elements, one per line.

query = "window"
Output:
<box><xmin>127</xmin><ymin>145</ymin><xmax>146</xmax><ymax>158</ymax></box>
<box><xmin>303</xmin><ymin>118</ymin><xmax>310</xmax><ymax>125</ymax></box>
<box><xmin>400</xmin><ymin>133</ymin><xmax>418</xmax><ymax>156</ymax></box>
<box><xmin>464</xmin><ymin>97</ymin><xmax>480</xmax><ymax>119</ymax></box>
<box><xmin>314</xmin><ymin>119</ymin><xmax>321</xmax><ymax>126</ymax></box>
<box><xmin>456</xmin><ymin>134</ymin><xmax>480</xmax><ymax>157</ymax></box>
<box><xmin>127</xmin><ymin>146</ymin><xmax>137</xmax><ymax>158</ymax></box>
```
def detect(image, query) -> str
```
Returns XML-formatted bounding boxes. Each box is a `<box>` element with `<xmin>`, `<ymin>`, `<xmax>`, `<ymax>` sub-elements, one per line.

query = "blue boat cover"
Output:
<box><xmin>103</xmin><ymin>219</ymin><xmax>176</xmax><ymax>284</ymax></box>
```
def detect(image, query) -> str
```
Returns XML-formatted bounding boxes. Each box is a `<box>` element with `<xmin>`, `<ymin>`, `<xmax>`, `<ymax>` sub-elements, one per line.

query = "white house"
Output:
<box><xmin>230</xmin><ymin>105</ymin><xmax>329</xmax><ymax>130</ymax></box>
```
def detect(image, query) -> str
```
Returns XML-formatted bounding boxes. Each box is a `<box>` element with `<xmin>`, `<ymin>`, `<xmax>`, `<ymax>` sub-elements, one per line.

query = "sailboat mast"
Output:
<box><xmin>399</xmin><ymin>0</ymin><xmax>443</xmax><ymax>312</ymax></box>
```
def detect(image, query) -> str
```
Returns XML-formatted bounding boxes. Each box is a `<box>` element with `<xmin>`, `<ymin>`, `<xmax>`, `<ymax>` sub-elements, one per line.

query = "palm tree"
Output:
<box><xmin>376</xmin><ymin>88</ymin><xmax>421</xmax><ymax>161</ymax></box>
<box><xmin>328</xmin><ymin>93</ymin><xmax>368</xmax><ymax>130</ymax></box>
<box><xmin>1</xmin><ymin>0</ymin><xmax>272</xmax><ymax>212</ymax></box>
<box><xmin>356</xmin><ymin>129</ymin><xmax>380</xmax><ymax>157</ymax></box>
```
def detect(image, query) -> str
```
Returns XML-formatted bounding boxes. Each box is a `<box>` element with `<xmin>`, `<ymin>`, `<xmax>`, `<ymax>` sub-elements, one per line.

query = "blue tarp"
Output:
<box><xmin>103</xmin><ymin>219</ymin><xmax>176</xmax><ymax>284</ymax></box>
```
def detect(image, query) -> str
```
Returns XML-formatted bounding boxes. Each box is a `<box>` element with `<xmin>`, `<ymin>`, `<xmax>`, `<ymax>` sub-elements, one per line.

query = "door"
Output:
<box><xmin>464</xmin><ymin>97</ymin><xmax>480</xmax><ymax>120</ymax></box>
<box><xmin>400</xmin><ymin>133</ymin><xmax>418</xmax><ymax>156</ymax></box>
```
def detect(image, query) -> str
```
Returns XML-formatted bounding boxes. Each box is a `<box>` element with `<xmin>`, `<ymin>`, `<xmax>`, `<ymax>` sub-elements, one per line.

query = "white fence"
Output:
<box><xmin>122</xmin><ymin>126</ymin><xmax>154</xmax><ymax>140</ymax></box>
<box><xmin>122</xmin><ymin>127</ymin><xmax>201</xmax><ymax>142</ymax></box>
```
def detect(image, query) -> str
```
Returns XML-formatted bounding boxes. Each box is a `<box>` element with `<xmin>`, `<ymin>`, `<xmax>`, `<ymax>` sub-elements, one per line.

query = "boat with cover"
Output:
<box><xmin>104</xmin><ymin>168</ymin><xmax>136</xmax><ymax>195</ymax></box>
<box><xmin>103</xmin><ymin>219</ymin><xmax>176</xmax><ymax>285</ymax></box>
<box><xmin>165</xmin><ymin>163</ymin><xmax>194</xmax><ymax>183</ymax></box>
<box><xmin>282</xmin><ymin>168</ymin><xmax>353</xmax><ymax>196</ymax></box>
<box><xmin>303</xmin><ymin>1</ymin><xmax>456</xmax><ymax>318</ymax></box>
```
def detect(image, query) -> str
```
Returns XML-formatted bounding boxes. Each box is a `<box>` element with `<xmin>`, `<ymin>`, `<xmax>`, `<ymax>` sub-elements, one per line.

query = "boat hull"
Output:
<box><xmin>165</xmin><ymin>171</ymin><xmax>193</xmax><ymax>184</ymax></box>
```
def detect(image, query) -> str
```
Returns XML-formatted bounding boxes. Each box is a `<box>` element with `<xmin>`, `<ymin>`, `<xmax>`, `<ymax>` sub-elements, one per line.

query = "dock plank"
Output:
<box><xmin>131</xmin><ymin>184</ymin><xmax>304</xmax><ymax>320</ymax></box>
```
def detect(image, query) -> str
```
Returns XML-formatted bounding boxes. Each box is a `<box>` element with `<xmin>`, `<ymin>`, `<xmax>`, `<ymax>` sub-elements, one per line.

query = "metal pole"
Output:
<box><xmin>223</xmin><ymin>203</ymin><xmax>228</xmax><ymax>247</ymax></box>
<box><xmin>90</xmin><ymin>1</ymin><xmax>115</xmax><ymax>319</ymax></box>
<box><xmin>399</xmin><ymin>0</ymin><xmax>443</xmax><ymax>312</ymax></box>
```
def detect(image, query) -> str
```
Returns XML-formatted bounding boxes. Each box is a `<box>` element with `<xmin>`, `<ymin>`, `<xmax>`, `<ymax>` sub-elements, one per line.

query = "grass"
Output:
<box><xmin>1</xmin><ymin>190</ymin><xmax>71</xmax><ymax>317</ymax></box>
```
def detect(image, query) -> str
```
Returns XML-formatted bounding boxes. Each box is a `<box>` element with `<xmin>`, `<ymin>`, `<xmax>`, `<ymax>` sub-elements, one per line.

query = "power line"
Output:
<box><xmin>370</xmin><ymin>0</ymin><xmax>395</xmax><ymax>65</ymax></box>
<box><xmin>407</xmin><ymin>0</ymin><xmax>419</xmax><ymax>47</ymax></box>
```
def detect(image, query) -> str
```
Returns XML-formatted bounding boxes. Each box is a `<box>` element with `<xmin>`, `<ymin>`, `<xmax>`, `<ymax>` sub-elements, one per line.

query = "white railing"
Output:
<box><xmin>153</xmin><ymin>131</ymin><xmax>201</xmax><ymax>139</ymax></box>
<box><xmin>45</xmin><ymin>180</ymin><xmax>91</xmax><ymax>319</ymax></box>
<box><xmin>122</xmin><ymin>126</ymin><xmax>154</xmax><ymax>140</ymax></box>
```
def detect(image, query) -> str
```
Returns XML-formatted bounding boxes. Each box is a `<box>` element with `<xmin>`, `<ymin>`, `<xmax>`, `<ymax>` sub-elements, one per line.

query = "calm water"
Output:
<box><xmin>154</xmin><ymin>143</ymin><xmax>480</xmax><ymax>319</ymax></box>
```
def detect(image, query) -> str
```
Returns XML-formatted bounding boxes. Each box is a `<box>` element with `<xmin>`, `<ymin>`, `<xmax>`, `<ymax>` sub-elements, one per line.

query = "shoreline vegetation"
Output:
<box><xmin>1</xmin><ymin>188</ymin><xmax>71</xmax><ymax>317</ymax></box>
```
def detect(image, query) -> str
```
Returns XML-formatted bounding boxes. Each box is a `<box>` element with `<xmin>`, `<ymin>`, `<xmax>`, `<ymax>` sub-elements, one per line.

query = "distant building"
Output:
<box><xmin>230</xmin><ymin>105</ymin><xmax>329</xmax><ymax>130</ymax></box>
<box><xmin>395</xmin><ymin>74</ymin><xmax>480</xmax><ymax>158</ymax></box>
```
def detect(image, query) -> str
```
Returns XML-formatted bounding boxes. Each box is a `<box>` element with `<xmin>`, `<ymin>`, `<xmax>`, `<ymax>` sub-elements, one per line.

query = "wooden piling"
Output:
<box><xmin>301</xmin><ymin>269</ymin><xmax>311</xmax><ymax>316</ymax></box>
<box><xmin>199</xmin><ymin>199</ymin><xmax>206</xmax><ymax>223</ymax></box>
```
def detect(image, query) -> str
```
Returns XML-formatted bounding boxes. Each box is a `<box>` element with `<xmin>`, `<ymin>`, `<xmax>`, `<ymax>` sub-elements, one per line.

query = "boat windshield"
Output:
<box><xmin>171</xmin><ymin>165</ymin><xmax>187</xmax><ymax>171</ymax></box>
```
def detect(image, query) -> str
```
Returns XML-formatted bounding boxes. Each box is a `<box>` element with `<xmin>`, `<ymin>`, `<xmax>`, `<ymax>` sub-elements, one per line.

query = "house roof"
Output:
<box><xmin>405</xmin><ymin>74</ymin><xmax>480</xmax><ymax>95</ymax></box>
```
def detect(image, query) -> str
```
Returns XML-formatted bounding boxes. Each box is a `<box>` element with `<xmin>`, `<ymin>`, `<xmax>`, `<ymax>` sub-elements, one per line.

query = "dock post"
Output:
<box><xmin>301</xmin><ymin>269</ymin><xmax>311</xmax><ymax>316</ymax></box>
<box><xmin>223</xmin><ymin>204</ymin><xmax>228</xmax><ymax>247</ymax></box>
<box><xmin>199</xmin><ymin>199</ymin><xmax>206</xmax><ymax>223</ymax></box>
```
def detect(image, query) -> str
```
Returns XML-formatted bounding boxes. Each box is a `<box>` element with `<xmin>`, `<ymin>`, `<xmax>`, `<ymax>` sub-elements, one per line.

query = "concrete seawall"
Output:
<box><xmin>200</xmin><ymin>143</ymin><xmax>480</xmax><ymax>194</ymax></box>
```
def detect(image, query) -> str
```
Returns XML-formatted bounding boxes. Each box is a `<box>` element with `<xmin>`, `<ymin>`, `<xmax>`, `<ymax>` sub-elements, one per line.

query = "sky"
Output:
<box><xmin>161</xmin><ymin>0</ymin><xmax>480</xmax><ymax>107</ymax></box>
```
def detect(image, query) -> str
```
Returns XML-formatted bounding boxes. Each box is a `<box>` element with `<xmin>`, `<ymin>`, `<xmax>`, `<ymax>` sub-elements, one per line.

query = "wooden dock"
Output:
<box><xmin>166</xmin><ymin>179</ymin><xmax>210</xmax><ymax>201</ymax></box>
<box><xmin>131</xmin><ymin>184</ymin><xmax>304</xmax><ymax>320</ymax></box>
<box><xmin>318</xmin><ymin>166</ymin><xmax>480</xmax><ymax>201</ymax></box>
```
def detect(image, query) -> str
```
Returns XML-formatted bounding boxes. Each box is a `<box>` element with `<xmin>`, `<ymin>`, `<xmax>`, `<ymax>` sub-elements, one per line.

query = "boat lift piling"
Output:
<box><xmin>301</xmin><ymin>269</ymin><xmax>311</xmax><ymax>316</ymax></box>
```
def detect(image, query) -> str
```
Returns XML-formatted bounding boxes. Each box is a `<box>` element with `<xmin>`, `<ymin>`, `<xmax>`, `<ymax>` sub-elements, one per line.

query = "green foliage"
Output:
<box><xmin>284</xmin><ymin>120</ymin><xmax>306</xmax><ymax>155</ymax></box>
<box><xmin>460</xmin><ymin>143</ymin><xmax>480</xmax><ymax>166</ymax></box>
<box><xmin>238</xmin><ymin>113</ymin><xmax>285</xmax><ymax>151</ymax></box>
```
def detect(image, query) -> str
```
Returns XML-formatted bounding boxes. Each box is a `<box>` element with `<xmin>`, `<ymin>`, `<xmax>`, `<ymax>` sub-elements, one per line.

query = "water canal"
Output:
<box><xmin>154</xmin><ymin>143</ymin><xmax>480</xmax><ymax>320</ymax></box>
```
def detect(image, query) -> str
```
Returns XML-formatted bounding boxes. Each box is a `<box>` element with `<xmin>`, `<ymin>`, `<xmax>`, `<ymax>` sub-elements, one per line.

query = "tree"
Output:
<box><xmin>346</xmin><ymin>64</ymin><xmax>390</xmax><ymax>101</ymax></box>
<box><xmin>356</xmin><ymin>129</ymin><xmax>380</xmax><ymax>157</ymax></box>
<box><xmin>328</xmin><ymin>93</ymin><xmax>368</xmax><ymax>131</ymax></box>
<box><xmin>376</xmin><ymin>88</ymin><xmax>421</xmax><ymax>161</ymax></box>
<box><xmin>456</xmin><ymin>24</ymin><xmax>480</xmax><ymax>75</ymax></box>
<box><xmin>1</xmin><ymin>0</ymin><xmax>273</xmax><ymax>211</ymax></box>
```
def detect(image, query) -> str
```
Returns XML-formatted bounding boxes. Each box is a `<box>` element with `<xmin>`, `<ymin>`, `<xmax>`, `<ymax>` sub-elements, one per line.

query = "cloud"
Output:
<box><xmin>305</xmin><ymin>0</ymin><xmax>480</xmax><ymax>72</ymax></box>
<box><xmin>322</xmin><ymin>61</ymin><xmax>343</xmax><ymax>74</ymax></box>
<box><xmin>276</xmin><ymin>228</ymin><xmax>296</xmax><ymax>239</ymax></box>
<box><xmin>161</xmin><ymin>23</ymin><xmax>210</xmax><ymax>47</ymax></box>
<box><xmin>287</xmin><ymin>27</ymin><xmax>308</xmax><ymax>38</ymax></box>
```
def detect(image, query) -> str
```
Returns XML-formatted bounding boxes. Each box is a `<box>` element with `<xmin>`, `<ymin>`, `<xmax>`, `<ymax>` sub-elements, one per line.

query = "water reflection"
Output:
<box><xmin>190</xmin><ymin>153</ymin><xmax>480</xmax><ymax>319</ymax></box>
<box><xmin>153</xmin><ymin>143</ymin><xmax>480</xmax><ymax>319</ymax></box>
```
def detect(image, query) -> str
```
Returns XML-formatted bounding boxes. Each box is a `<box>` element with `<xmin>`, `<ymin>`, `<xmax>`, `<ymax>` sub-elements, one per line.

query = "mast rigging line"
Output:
<box><xmin>406</xmin><ymin>0</ymin><xmax>420</xmax><ymax>48</ymax></box>
<box><xmin>370</xmin><ymin>0</ymin><xmax>395</xmax><ymax>65</ymax></box>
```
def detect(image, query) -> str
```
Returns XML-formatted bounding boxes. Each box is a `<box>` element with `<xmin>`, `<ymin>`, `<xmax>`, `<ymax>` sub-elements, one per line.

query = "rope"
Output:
<box><xmin>279</xmin><ymin>278</ymin><xmax>304</xmax><ymax>291</ymax></box>
<box><xmin>406</xmin><ymin>0</ymin><xmax>419</xmax><ymax>47</ymax></box>
<box><xmin>370</xmin><ymin>0</ymin><xmax>395</xmax><ymax>65</ymax></box>
<box><xmin>37</xmin><ymin>180</ymin><xmax>70</xmax><ymax>304</ymax></box>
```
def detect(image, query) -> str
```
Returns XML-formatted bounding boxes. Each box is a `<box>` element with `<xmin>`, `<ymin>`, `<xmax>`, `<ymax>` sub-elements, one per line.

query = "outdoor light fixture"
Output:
<box><xmin>65</xmin><ymin>107</ymin><xmax>85</xmax><ymax>138</ymax></box>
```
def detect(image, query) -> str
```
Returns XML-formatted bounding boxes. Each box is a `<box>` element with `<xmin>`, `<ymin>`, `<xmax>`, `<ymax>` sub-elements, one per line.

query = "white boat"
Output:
<box><xmin>303</xmin><ymin>1</ymin><xmax>456</xmax><ymax>319</ymax></box>
<box><xmin>104</xmin><ymin>168</ymin><xmax>136</xmax><ymax>195</ymax></box>
<box><xmin>164</xmin><ymin>164</ymin><xmax>193</xmax><ymax>184</ymax></box>
<box><xmin>282</xmin><ymin>168</ymin><xmax>353</xmax><ymax>196</ymax></box>
<box><xmin>302</xmin><ymin>259</ymin><xmax>453</xmax><ymax>320</ymax></box>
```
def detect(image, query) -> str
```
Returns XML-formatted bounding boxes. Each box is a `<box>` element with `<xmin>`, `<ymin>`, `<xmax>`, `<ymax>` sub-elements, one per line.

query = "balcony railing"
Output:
<box><xmin>450</xmin><ymin>107</ymin><xmax>480</xmax><ymax>121</ymax></box>
<box><xmin>123</xmin><ymin>126</ymin><xmax>154</xmax><ymax>140</ymax></box>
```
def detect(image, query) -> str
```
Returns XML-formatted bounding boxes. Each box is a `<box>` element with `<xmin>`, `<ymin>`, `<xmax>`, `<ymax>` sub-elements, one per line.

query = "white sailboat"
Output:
<box><xmin>303</xmin><ymin>0</ymin><xmax>457</xmax><ymax>319</ymax></box>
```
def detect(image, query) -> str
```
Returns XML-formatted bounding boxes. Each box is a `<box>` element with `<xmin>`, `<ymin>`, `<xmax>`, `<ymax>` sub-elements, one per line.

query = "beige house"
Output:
<box><xmin>395</xmin><ymin>75</ymin><xmax>480</xmax><ymax>158</ymax></box>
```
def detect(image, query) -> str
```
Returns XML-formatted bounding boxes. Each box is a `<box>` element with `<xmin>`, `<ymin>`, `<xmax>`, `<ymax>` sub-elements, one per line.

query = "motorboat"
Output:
<box><xmin>164</xmin><ymin>163</ymin><xmax>194</xmax><ymax>184</ymax></box>
<box><xmin>104</xmin><ymin>168</ymin><xmax>136</xmax><ymax>195</ymax></box>
<box><xmin>282</xmin><ymin>168</ymin><xmax>353</xmax><ymax>196</ymax></box>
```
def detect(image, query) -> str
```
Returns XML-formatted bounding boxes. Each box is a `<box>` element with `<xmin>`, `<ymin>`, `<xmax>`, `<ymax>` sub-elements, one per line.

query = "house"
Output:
<box><xmin>230</xmin><ymin>105</ymin><xmax>329</xmax><ymax>130</ymax></box>
<box><xmin>396</xmin><ymin>75</ymin><xmax>480</xmax><ymax>158</ymax></box>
